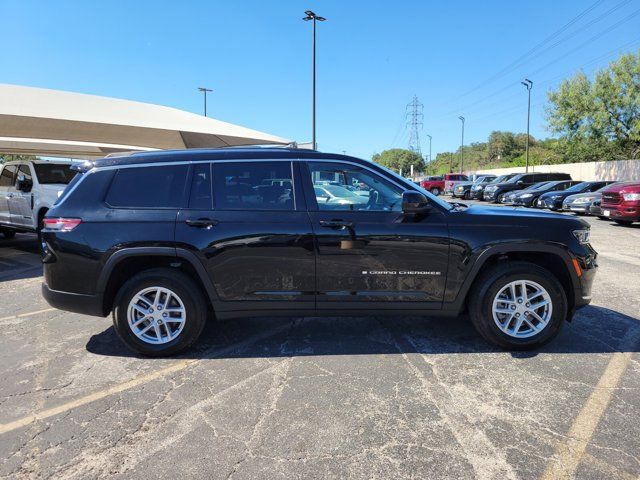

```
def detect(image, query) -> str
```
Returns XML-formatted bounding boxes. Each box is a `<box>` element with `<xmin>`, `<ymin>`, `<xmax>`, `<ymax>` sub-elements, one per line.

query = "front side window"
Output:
<box><xmin>106</xmin><ymin>164</ymin><xmax>188</xmax><ymax>208</ymax></box>
<box><xmin>307</xmin><ymin>162</ymin><xmax>403</xmax><ymax>212</ymax></box>
<box><xmin>0</xmin><ymin>164</ymin><xmax>17</xmax><ymax>187</ymax></box>
<box><xmin>33</xmin><ymin>163</ymin><xmax>76</xmax><ymax>184</ymax></box>
<box><xmin>213</xmin><ymin>161</ymin><xmax>294</xmax><ymax>211</ymax></box>
<box><xmin>18</xmin><ymin>165</ymin><xmax>32</xmax><ymax>182</ymax></box>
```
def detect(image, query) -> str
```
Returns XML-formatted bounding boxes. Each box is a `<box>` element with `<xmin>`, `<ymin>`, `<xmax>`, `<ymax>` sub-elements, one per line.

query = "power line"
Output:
<box><xmin>455</xmin><ymin>0</ymin><xmax>607</xmax><ymax>100</ymax></box>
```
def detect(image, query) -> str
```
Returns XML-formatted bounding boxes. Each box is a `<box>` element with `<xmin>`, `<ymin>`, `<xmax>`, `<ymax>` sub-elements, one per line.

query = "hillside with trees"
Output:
<box><xmin>373</xmin><ymin>50</ymin><xmax>639</xmax><ymax>175</ymax></box>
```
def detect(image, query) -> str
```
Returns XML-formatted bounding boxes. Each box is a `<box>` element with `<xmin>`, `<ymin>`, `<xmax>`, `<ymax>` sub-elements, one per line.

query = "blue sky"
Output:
<box><xmin>2</xmin><ymin>0</ymin><xmax>639</xmax><ymax>160</ymax></box>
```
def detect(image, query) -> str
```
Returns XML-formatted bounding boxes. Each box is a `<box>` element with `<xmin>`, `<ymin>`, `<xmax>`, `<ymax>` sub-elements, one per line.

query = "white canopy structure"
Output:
<box><xmin>0</xmin><ymin>84</ymin><xmax>290</xmax><ymax>159</ymax></box>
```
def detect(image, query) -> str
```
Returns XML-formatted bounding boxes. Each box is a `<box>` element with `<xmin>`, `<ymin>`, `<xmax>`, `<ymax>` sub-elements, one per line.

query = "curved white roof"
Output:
<box><xmin>0</xmin><ymin>84</ymin><xmax>290</xmax><ymax>158</ymax></box>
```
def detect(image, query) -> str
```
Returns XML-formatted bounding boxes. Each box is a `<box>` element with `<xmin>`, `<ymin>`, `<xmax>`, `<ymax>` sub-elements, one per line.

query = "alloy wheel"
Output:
<box><xmin>127</xmin><ymin>286</ymin><xmax>186</xmax><ymax>344</ymax></box>
<box><xmin>492</xmin><ymin>280</ymin><xmax>553</xmax><ymax>338</ymax></box>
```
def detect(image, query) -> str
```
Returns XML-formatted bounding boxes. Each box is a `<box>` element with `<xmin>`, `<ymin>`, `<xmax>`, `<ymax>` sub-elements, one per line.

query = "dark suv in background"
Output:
<box><xmin>41</xmin><ymin>148</ymin><xmax>596</xmax><ymax>356</ymax></box>
<box><xmin>483</xmin><ymin>172</ymin><xmax>572</xmax><ymax>203</ymax></box>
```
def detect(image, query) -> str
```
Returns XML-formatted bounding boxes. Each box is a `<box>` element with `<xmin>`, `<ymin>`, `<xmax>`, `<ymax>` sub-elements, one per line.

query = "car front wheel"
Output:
<box><xmin>112</xmin><ymin>268</ymin><xmax>208</xmax><ymax>357</ymax></box>
<box><xmin>468</xmin><ymin>261</ymin><xmax>567</xmax><ymax>350</ymax></box>
<box><xmin>430</xmin><ymin>187</ymin><xmax>440</xmax><ymax>196</ymax></box>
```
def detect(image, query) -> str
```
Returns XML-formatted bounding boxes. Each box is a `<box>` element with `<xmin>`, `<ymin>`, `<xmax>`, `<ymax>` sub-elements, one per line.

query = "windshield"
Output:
<box><xmin>564</xmin><ymin>182</ymin><xmax>588</xmax><ymax>193</ymax></box>
<box><xmin>491</xmin><ymin>174</ymin><xmax>514</xmax><ymax>184</ymax></box>
<box><xmin>507</xmin><ymin>174</ymin><xmax>526</xmax><ymax>183</ymax></box>
<box><xmin>376</xmin><ymin>163</ymin><xmax>453</xmax><ymax>210</ymax></box>
<box><xmin>323</xmin><ymin>185</ymin><xmax>362</xmax><ymax>199</ymax></box>
<box><xmin>33</xmin><ymin>163</ymin><xmax>76</xmax><ymax>184</ymax></box>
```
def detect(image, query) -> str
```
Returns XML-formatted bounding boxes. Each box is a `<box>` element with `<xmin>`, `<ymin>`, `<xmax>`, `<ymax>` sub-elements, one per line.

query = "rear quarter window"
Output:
<box><xmin>106</xmin><ymin>164</ymin><xmax>188</xmax><ymax>208</ymax></box>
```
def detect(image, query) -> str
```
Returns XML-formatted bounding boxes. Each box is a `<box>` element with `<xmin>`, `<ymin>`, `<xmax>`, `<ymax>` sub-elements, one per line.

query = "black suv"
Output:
<box><xmin>483</xmin><ymin>172</ymin><xmax>572</xmax><ymax>203</ymax></box>
<box><xmin>41</xmin><ymin>149</ymin><xmax>596</xmax><ymax>356</ymax></box>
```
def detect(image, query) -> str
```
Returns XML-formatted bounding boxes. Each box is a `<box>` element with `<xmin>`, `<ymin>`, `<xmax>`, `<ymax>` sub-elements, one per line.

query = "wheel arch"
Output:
<box><xmin>98</xmin><ymin>247</ymin><xmax>219</xmax><ymax>315</ymax></box>
<box><xmin>451</xmin><ymin>243</ymin><xmax>578</xmax><ymax>318</ymax></box>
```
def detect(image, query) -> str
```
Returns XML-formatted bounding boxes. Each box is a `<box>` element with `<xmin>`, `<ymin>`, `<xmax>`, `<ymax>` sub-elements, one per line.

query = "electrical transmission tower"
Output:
<box><xmin>406</xmin><ymin>95</ymin><xmax>424</xmax><ymax>156</ymax></box>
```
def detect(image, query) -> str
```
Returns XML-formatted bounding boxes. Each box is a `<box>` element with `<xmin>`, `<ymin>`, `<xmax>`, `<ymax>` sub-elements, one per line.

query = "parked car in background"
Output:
<box><xmin>0</xmin><ymin>159</ymin><xmax>77</xmax><ymax>241</ymax></box>
<box><xmin>483</xmin><ymin>172</ymin><xmax>572</xmax><ymax>203</ymax></box>
<box><xmin>600</xmin><ymin>182</ymin><xmax>640</xmax><ymax>225</ymax></box>
<box><xmin>562</xmin><ymin>183</ymin><xmax>619</xmax><ymax>215</ymax></box>
<box><xmin>452</xmin><ymin>175</ymin><xmax>496</xmax><ymax>199</ymax></box>
<box><xmin>473</xmin><ymin>174</ymin><xmax>518</xmax><ymax>200</ymax></box>
<box><xmin>512</xmin><ymin>180</ymin><xmax>582</xmax><ymax>207</ymax></box>
<box><xmin>419</xmin><ymin>176</ymin><xmax>444</xmax><ymax>195</ymax></box>
<box><xmin>500</xmin><ymin>182</ymin><xmax>552</xmax><ymax>205</ymax></box>
<box><xmin>538</xmin><ymin>181</ymin><xmax>615</xmax><ymax>211</ymax></box>
<box><xmin>589</xmin><ymin>199</ymin><xmax>605</xmax><ymax>218</ymax></box>
<box><xmin>443</xmin><ymin>173</ymin><xmax>469</xmax><ymax>195</ymax></box>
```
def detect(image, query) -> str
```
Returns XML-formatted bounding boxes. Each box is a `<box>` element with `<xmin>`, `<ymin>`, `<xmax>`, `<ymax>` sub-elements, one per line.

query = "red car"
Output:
<box><xmin>420</xmin><ymin>176</ymin><xmax>444</xmax><ymax>195</ymax></box>
<box><xmin>420</xmin><ymin>173</ymin><xmax>468</xmax><ymax>196</ymax></box>
<box><xmin>600</xmin><ymin>182</ymin><xmax>640</xmax><ymax>225</ymax></box>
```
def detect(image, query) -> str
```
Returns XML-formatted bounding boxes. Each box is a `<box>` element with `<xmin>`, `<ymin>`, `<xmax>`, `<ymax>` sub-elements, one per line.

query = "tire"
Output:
<box><xmin>430</xmin><ymin>187</ymin><xmax>440</xmax><ymax>196</ymax></box>
<box><xmin>112</xmin><ymin>268</ymin><xmax>208</xmax><ymax>357</ymax></box>
<box><xmin>496</xmin><ymin>193</ymin><xmax>506</xmax><ymax>204</ymax></box>
<box><xmin>1</xmin><ymin>229</ymin><xmax>16</xmax><ymax>239</ymax></box>
<box><xmin>464</xmin><ymin>191</ymin><xmax>471</xmax><ymax>200</ymax></box>
<box><xmin>468</xmin><ymin>261</ymin><xmax>567</xmax><ymax>350</ymax></box>
<box><xmin>614</xmin><ymin>219</ymin><xmax>634</xmax><ymax>226</ymax></box>
<box><xmin>37</xmin><ymin>209</ymin><xmax>48</xmax><ymax>253</ymax></box>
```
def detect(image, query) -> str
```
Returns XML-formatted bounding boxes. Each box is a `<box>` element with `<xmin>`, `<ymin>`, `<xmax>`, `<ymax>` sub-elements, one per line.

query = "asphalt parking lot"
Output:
<box><xmin>1</xmin><ymin>204</ymin><xmax>639</xmax><ymax>479</ymax></box>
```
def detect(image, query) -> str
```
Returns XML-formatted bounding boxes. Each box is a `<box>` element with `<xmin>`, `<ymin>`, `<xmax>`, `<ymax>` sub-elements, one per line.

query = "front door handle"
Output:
<box><xmin>185</xmin><ymin>218</ymin><xmax>218</xmax><ymax>228</ymax></box>
<box><xmin>319</xmin><ymin>219</ymin><xmax>354</xmax><ymax>230</ymax></box>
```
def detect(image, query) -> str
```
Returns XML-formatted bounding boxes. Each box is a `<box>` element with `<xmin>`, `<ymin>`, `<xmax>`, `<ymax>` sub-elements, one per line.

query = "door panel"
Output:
<box><xmin>303</xmin><ymin>161</ymin><xmax>450</xmax><ymax>310</ymax></box>
<box><xmin>0</xmin><ymin>164</ymin><xmax>18</xmax><ymax>225</ymax></box>
<box><xmin>175</xmin><ymin>161</ymin><xmax>315</xmax><ymax>311</ymax></box>
<box><xmin>8</xmin><ymin>165</ymin><xmax>34</xmax><ymax>227</ymax></box>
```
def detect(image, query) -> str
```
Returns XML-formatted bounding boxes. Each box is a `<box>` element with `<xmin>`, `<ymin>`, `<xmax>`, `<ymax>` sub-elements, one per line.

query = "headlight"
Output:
<box><xmin>550</xmin><ymin>195</ymin><xmax>562</xmax><ymax>200</ymax></box>
<box><xmin>520</xmin><ymin>193</ymin><xmax>533</xmax><ymax>198</ymax></box>
<box><xmin>574</xmin><ymin>196</ymin><xmax>594</xmax><ymax>204</ymax></box>
<box><xmin>485</xmin><ymin>186</ymin><xmax>497</xmax><ymax>192</ymax></box>
<box><xmin>622</xmin><ymin>193</ymin><xmax>640</xmax><ymax>201</ymax></box>
<box><xmin>573</xmin><ymin>229</ymin><xmax>590</xmax><ymax>244</ymax></box>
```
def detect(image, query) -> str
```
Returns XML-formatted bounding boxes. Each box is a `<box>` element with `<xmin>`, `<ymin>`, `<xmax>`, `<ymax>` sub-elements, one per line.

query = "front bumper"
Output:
<box><xmin>42</xmin><ymin>283</ymin><xmax>106</xmax><ymax>317</ymax></box>
<box><xmin>539</xmin><ymin>198</ymin><xmax>562</xmax><ymax>210</ymax></box>
<box><xmin>601</xmin><ymin>205</ymin><xmax>640</xmax><ymax>221</ymax></box>
<box><xmin>571</xmin><ymin>249</ymin><xmax>598</xmax><ymax>314</ymax></box>
<box><xmin>563</xmin><ymin>202</ymin><xmax>590</xmax><ymax>213</ymax></box>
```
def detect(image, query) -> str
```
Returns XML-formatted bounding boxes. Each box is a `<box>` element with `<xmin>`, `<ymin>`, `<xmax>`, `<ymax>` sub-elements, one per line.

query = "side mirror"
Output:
<box><xmin>402</xmin><ymin>191</ymin><xmax>432</xmax><ymax>216</ymax></box>
<box><xmin>516</xmin><ymin>180</ymin><xmax>524</xmax><ymax>186</ymax></box>
<box><xmin>16</xmin><ymin>175</ymin><xmax>33</xmax><ymax>192</ymax></box>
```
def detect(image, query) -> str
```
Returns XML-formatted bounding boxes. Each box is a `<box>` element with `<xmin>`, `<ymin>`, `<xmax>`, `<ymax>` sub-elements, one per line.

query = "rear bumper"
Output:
<box><xmin>42</xmin><ymin>283</ymin><xmax>106</xmax><ymax>317</ymax></box>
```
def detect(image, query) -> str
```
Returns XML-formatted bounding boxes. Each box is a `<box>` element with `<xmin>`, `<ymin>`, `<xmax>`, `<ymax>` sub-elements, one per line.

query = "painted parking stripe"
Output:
<box><xmin>0</xmin><ymin>308</ymin><xmax>56</xmax><ymax>322</ymax></box>
<box><xmin>541</xmin><ymin>327</ymin><xmax>640</xmax><ymax>479</ymax></box>
<box><xmin>0</xmin><ymin>320</ymin><xmax>295</xmax><ymax>435</ymax></box>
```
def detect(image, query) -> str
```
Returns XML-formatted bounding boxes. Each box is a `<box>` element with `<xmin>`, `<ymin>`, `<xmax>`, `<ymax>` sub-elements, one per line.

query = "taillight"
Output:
<box><xmin>43</xmin><ymin>218</ymin><xmax>82</xmax><ymax>232</ymax></box>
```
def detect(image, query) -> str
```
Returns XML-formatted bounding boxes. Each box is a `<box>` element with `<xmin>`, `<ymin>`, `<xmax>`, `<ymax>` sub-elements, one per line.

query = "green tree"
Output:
<box><xmin>0</xmin><ymin>154</ymin><xmax>38</xmax><ymax>164</ymax></box>
<box><xmin>371</xmin><ymin>148</ymin><xmax>424</xmax><ymax>175</ymax></box>
<box><xmin>546</xmin><ymin>50</ymin><xmax>640</xmax><ymax>159</ymax></box>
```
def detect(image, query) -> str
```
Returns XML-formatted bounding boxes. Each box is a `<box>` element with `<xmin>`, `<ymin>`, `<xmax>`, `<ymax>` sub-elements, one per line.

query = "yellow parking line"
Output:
<box><xmin>0</xmin><ymin>308</ymin><xmax>56</xmax><ymax>322</ymax></box>
<box><xmin>541</xmin><ymin>350</ymin><xmax>633</xmax><ymax>479</ymax></box>
<box><xmin>0</xmin><ymin>320</ymin><xmax>294</xmax><ymax>436</ymax></box>
<box><xmin>0</xmin><ymin>359</ymin><xmax>194</xmax><ymax>435</ymax></box>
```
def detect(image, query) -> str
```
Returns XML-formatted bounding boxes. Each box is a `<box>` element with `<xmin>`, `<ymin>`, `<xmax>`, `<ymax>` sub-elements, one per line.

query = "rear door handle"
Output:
<box><xmin>319</xmin><ymin>219</ymin><xmax>353</xmax><ymax>229</ymax></box>
<box><xmin>185</xmin><ymin>218</ymin><xmax>218</xmax><ymax>228</ymax></box>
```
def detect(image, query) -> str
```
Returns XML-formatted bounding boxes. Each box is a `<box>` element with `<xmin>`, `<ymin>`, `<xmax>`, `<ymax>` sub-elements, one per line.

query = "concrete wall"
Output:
<box><xmin>474</xmin><ymin>159</ymin><xmax>640</xmax><ymax>182</ymax></box>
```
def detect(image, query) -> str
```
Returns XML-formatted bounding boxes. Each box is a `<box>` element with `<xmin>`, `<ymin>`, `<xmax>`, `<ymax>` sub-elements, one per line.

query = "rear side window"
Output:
<box><xmin>189</xmin><ymin>163</ymin><xmax>212</xmax><ymax>209</ymax></box>
<box><xmin>213</xmin><ymin>161</ymin><xmax>294</xmax><ymax>211</ymax></box>
<box><xmin>106</xmin><ymin>165</ymin><xmax>188</xmax><ymax>208</ymax></box>
<box><xmin>0</xmin><ymin>164</ymin><xmax>17</xmax><ymax>187</ymax></box>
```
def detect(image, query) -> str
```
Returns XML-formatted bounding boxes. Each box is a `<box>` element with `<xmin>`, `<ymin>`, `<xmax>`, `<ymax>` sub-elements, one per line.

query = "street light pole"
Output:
<box><xmin>303</xmin><ymin>10</ymin><xmax>326</xmax><ymax>151</ymax></box>
<box><xmin>198</xmin><ymin>87</ymin><xmax>213</xmax><ymax>117</ymax></box>
<box><xmin>521</xmin><ymin>79</ymin><xmax>533</xmax><ymax>173</ymax></box>
<box><xmin>458</xmin><ymin>116</ymin><xmax>465</xmax><ymax>173</ymax></box>
<box><xmin>426</xmin><ymin>134</ymin><xmax>432</xmax><ymax>173</ymax></box>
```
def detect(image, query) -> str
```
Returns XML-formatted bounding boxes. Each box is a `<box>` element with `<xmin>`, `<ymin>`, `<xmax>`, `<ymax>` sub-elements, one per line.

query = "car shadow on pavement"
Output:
<box><xmin>86</xmin><ymin>305</ymin><xmax>640</xmax><ymax>360</ymax></box>
<box><xmin>0</xmin><ymin>234</ymin><xmax>43</xmax><ymax>282</ymax></box>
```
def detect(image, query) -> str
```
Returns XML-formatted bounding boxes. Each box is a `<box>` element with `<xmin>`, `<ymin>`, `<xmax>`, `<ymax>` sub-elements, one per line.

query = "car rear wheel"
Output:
<box><xmin>112</xmin><ymin>268</ymin><xmax>208</xmax><ymax>357</ymax></box>
<box><xmin>468</xmin><ymin>261</ymin><xmax>567</xmax><ymax>350</ymax></box>
<box><xmin>430</xmin><ymin>187</ymin><xmax>440</xmax><ymax>196</ymax></box>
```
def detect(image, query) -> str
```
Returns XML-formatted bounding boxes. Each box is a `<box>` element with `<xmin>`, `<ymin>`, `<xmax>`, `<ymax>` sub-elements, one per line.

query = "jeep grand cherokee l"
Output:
<box><xmin>41</xmin><ymin>148</ymin><xmax>597</xmax><ymax>356</ymax></box>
